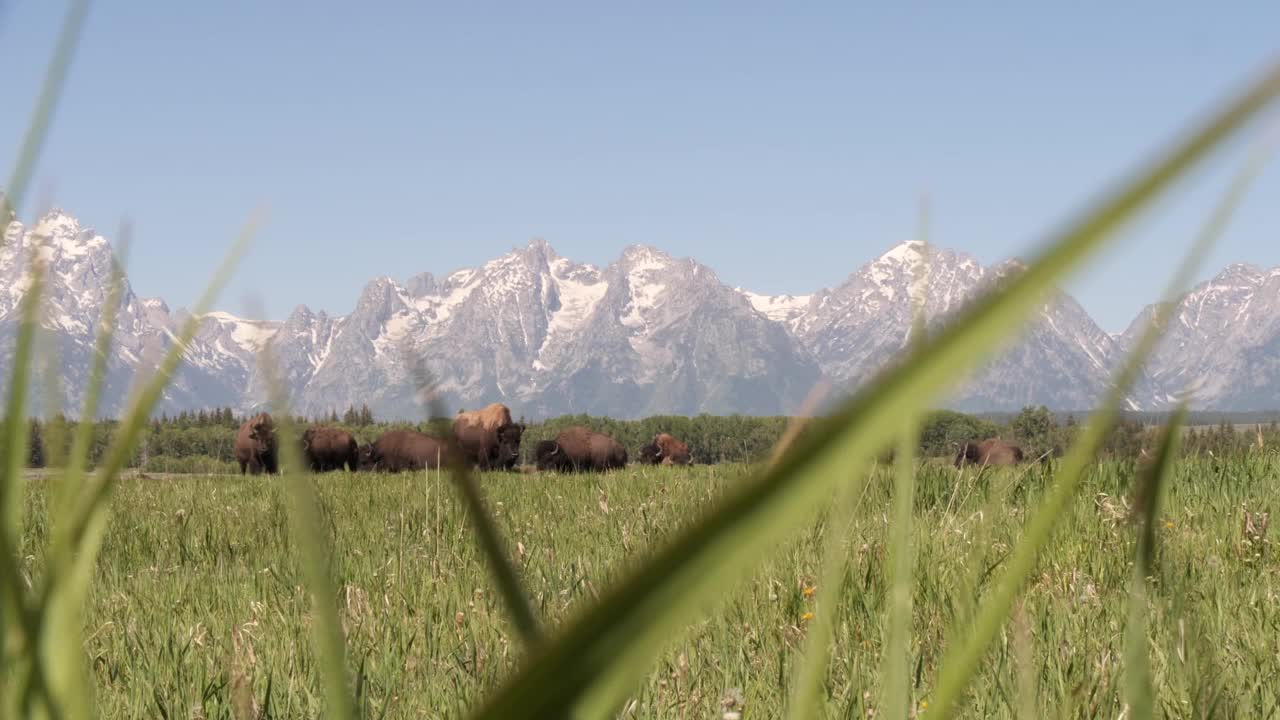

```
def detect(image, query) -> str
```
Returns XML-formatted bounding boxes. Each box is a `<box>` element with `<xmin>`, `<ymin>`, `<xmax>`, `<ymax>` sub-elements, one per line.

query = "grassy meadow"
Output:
<box><xmin>17</xmin><ymin>455</ymin><xmax>1280</xmax><ymax>718</ymax></box>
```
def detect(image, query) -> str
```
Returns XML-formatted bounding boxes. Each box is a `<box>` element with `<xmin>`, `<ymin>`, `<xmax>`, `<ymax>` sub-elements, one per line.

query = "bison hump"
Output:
<box><xmin>455</xmin><ymin>403</ymin><xmax>513</xmax><ymax>432</ymax></box>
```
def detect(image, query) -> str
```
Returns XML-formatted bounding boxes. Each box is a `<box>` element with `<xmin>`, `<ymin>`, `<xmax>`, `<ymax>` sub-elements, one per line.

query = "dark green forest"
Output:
<box><xmin>22</xmin><ymin>404</ymin><xmax>1278</xmax><ymax>474</ymax></box>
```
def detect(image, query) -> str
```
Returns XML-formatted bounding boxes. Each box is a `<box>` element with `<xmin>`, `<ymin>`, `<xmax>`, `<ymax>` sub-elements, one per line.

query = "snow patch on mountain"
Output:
<box><xmin>740</xmin><ymin>290</ymin><xmax>812</xmax><ymax>325</ymax></box>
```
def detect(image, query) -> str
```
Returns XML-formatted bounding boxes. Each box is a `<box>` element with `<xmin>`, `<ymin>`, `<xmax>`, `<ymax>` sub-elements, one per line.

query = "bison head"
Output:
<box><xmin>638</xmin><ymin>442</ymin><xmax>661</xmax><ymax>465</ymax></box>
<box><xmin>357</xmin><ymin>443</ymin><xmax>381</xmax><ymax>472</ymax></box>
<box><xmin>493</xmin><ymin>423</ymin><xmax>525</xmax><ymax>469</ymax></box>
<box><xmin>534</xmin><ymin>440</ymin><xmax>562</xmax><ymax>471</ymax></box>
<box><xmin>953</xmin><ymin>441</ymin><xmax>979</xmax><ymax>468</ymax></box>
<box><xmin>247</xmin><ymin>414</ymin><xmax>276</xmax><ymax>451</ymax></box>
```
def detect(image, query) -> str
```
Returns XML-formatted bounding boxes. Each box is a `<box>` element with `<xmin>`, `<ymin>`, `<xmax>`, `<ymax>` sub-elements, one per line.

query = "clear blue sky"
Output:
<box><xmin>1</xmin><ymin>1</ymin><xmax>1278</xmax><ymax>332</ymax></box>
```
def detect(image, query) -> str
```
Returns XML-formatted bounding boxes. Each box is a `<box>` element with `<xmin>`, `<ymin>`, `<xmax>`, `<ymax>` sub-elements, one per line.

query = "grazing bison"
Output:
<box><xmin>235</xmin><ymin>412</ymin><xmax>278</xmax><ymax>475</ymax></box>
<box><xmin>954</xmin><ymin>437</ymin><xmax>1025</xmax><ymax>468</ymax></box>
<box><xmin>359</xmin><ymin>429</ymin><xmax>450</xmax><ymax>472</ymax></box>
<box><xmin>301</xmin><ymin>426</ymin><xmax>359</xmax><ymax>472</ymax></box>
<box><xmin>638</xmin><ymin>433</ymin><xmax>692</xmax><ymax>465</ymax></box>
<box><xmin>535</xmin><ymin>426</ymin><xmax>627</xmax><ymax>472</ymax></box>
<box><xmin>452</xmin><ymin>403</ymin><xmax>525</xmax><ymax>470</ymax></box>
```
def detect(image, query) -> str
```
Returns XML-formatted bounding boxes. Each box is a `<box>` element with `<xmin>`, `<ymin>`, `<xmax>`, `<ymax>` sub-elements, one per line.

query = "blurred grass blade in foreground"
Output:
<box><xmin>789</xmin><ymin>211</ymin><xmax>930</xmax><ymax>720</ymax></box>
<box><xmin>52</xmin><ymin>224</ymin><xmax>128</xmax><ymax>520</ymax></box>
<box><xmin>410</xmin><ymin>358</ymin><xmax>543</xmax><ymax>648</ymax></box>
<box><xmin>925</xmin><ymin>121</ymin><xmax>1280</xmax><ymax>720</ymax></box>
<box><xmin>0</xmin><ymin>261</ymin><xmax>45</xmax><ymax>717</ymax></box>
<box><xmin>879</xmin><ymin>198</ymin><xmax>931</xmax><ymax>720</ymax></box>
<box><xmin>32</xmin><ymin>215</ymin><xmax>256</xmax><ymax>718</ymax></box>
<box><xmin>470</xmin><ymin>57</ymin><xmax>1280</xmax><ymax>720</ymax></box>
<box><xmin>39</xmin><ymin>226</ymin><xmax>127</xmax><ymax>717</ymax></box>
<box><xmin>1124</xmin><ymin>404</ymin><xmax>1186</xmax><ymax>720</ymax></box>
<box><xmin>0</xmin><ymin>0</ymin><xmax>91</xmax><ymax>231</ymax></box>
<box><xmin>260</xmin><ymin>345</ymin><xmax>358</xmax><ymax>720</ymax></box>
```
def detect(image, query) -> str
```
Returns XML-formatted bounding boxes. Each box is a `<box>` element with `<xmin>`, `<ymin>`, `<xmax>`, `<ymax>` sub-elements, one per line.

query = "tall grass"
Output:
<box><xmin>9</xmin><ymin>460</ymin><xmax>1280</xmax><ymax>716</ymax></box>
<box><xmin>4</xmin><ymin>4</ymin><xmax>1280</xmax><ymax>717</ymax></box>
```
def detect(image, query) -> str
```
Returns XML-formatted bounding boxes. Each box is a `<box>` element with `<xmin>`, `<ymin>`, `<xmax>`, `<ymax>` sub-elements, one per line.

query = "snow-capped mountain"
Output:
<box><xmin>1120</xmin><ymin>263</ymin><xmax>1280</xmax><ymax>410</ymax></box>
<box><xmin>4</xmin><ymin>207</ymin><xmax>1280</xmax><ymax>418</ymax></box>
<box><xmin>0</xmin><ymin>209</ymin><xmax>276</xmax><ymax>415</ymax></box>
<box><xmin>753</xmin><ymin>242</ymin><xmax>1124</xmax><ymax>412</ymax></box>
<box><xmin>258</xmin><ymin>239</ymin><xmax>821</xmax><ymax>418</ymax></box>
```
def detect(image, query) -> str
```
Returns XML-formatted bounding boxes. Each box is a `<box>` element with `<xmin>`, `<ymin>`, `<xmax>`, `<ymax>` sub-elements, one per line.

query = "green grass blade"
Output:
<box><xmin>261</xmin><ymin>354</ymin><xmax>357</xmax><ymax>720</ymax></box>
<box><xmin>1</xmin><ymin>265</ymin><xmax>41</xmax><ymax>576</ymax></box>
<box><xmin>880</xmin><ymin>209</ymin><xmax>927</xmax><ymax>720</ymax></box>
<box><xmin>62</xmin><ymin>212</ymin><xmax>256</xmax><ymax>551</ymax></box>
<box><xmin>785</xmin><ymin>469</ymin><xmax>870</xmax><ymax>719</ymax></box>
<box><xmin>33</xmin><ymin>213</ymin><xmax>255</xmax><ymax>720</ymax></box>
<box><xmin>54</xmin><ymin>224</ymin><xmax>128</xmax><ymax>517</ymax></box>
<box><xmin>926</xmin><ymin>122</ymin><xmax>1279</xmax><ymax>720</ymax></box>
<box><xmin>0</xmin><ymin>0</ymin><xmax>91</xmax><ymax>229</ymax></box>
<box><xmin>412</xmin><ymin>362</ymin><xmax>544</xmax><ymax>648</ymax></box>
<box><xmin>444</xmin><ymin>451</ymin><xmax>544</xmax><ymax>645</ymax></box>
<box><xmin>37</xmin><ymin>225</ymin><xmax>128</xmax><ymax>718</ymax></box>
<box><xmin>468</xmin><ymin>58</ymin><xmax>1280</xmax><ymax>720</ymax></box>
<box><xmin>1124</xmin><ymin>404</ymin><xmax>1187</xmax><ymax>720</ymax></box>
<box><xmin>790</xmin><ymin>211</ymin><xmax>930</xmax><ymax>720</ymax></box>
<box><xmin>0</xmin><ymin>261</ymin><xmax>44</xmax><ymax>714</ymax></box>
<box><xmin>1132</xmin><ymin>405</ymin><xmax>1187</xmax><ymax>579</ymax></box>
<box><xmin>0</xmin><ymin>3</ymin><xmax>91</xmax><ymax>711</ymax></box>
<box><xmin>881</xmin><ymin>419</ymin><xmax>918</xmax><ymax>720</ymax></box>
<box><xmin>926</xmin><ymin>315</ymin><xmax>1158</xmax><ymax>719</ymax></box>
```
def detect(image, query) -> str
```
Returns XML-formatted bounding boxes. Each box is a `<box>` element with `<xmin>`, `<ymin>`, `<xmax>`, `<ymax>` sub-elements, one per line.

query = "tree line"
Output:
<box><xmin>21</xmin><ymin>404</ymin><xmax>1280</xmax><ymax>473</ymax></box>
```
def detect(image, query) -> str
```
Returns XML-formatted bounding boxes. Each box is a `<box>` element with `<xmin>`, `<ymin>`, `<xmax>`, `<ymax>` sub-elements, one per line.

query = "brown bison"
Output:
<box><xmin>301</xmin><ymin>426</ymin><xmax>359</xmax><ymax>472</ymax></box>
<box><xmin>235</xmin><ymin>412</ymin><xmax>278</xmax><ymax>475</ymax></box>
<box><xmin>954</xmin><ymin>437</ymin><xmax>1025</xmax><ymax>468</ymax></box>
<box><xmin>358</xmin><ymin>429</ymin><xmax>451</xmax><ymax>472</ymax></box>
<box><xmin>535</xmin><ymin>426</ymin><xmax>627</xmax><ymax>472</ymax></box>
<box><xmin>452</xmin><ymin>403</ymin><xmax>524</xmax><ymax>470</ymax></box>
<box><xmin>638</xmin><ymin>433</ymin><xmax>692</xmax><ymax>465</ymax></box>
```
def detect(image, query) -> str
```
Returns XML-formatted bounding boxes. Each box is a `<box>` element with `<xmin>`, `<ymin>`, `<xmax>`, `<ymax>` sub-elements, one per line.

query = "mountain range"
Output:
<box><xmin>1</xmin><ymin>208</ymin><xmax>1275</xmax><ymax>419</ymax></box>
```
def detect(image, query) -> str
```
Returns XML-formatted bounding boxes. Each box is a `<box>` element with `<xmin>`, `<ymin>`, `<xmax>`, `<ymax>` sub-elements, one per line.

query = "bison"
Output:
<box><xmin>535</xmin><ymin>426</ymin><xmax>627</xmax><ymax>472</ymax></box>
<box><xmin>638</xmin><ymin>433</ymin><xmax>692</xmax><ymax>465</ymax></box>
<box><xmin>235</xmin><ymin>412</ymin><xmax>278</xmax><ymax>475</ymax></box>
<box><xmin>452</xmin><ymin>403</ymin><xmax>524</xmax><ymax>470</ymax></box>
<box><xmin>359</xmin><ymin>429</ymin><xmax>451</xmax><ymax>472</ymax></box>
<box><xmin>954</xmin><ymin>437</ymin><xmax>1025</xmax><ymax>468</ymax></box>
<box><xmin>301</xmin><ymin>426</ymin><xmax>359</xmax><ymax>472</ymax></box>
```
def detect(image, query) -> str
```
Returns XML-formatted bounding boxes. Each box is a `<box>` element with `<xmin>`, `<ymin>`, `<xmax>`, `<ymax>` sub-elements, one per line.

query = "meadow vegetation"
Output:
<box><xmin>15</xmin><ymin>456</ymin><xmax>1280</xmax><ymax>717</ymax></box>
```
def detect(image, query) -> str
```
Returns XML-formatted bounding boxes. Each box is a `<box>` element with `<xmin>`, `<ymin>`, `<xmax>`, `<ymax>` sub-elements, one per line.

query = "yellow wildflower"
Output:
<box><xmin>802</xmin><ymin>585</ymin><xmax>816</xmax><ymax>598</ymax></box>
<box><xmin>800</xmin><ymin>612</ymin><xmax>814</xmax><ymax>622</ymax></box>
<box><xmin>1164</xmin><ymin>520</ymin><xmax>1175</xmax><ymax>529</ymax></box>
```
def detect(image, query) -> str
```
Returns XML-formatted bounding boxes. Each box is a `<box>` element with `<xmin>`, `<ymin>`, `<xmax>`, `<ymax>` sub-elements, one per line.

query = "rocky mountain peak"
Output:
<box><xmin>874</xmin><ymin>239</ymin><xmax>928</xmax><ymax>265</ymax></box>
<box><xmin>6</xmin><ymin>206</ymin><xmax>1280</xmax><ymax>418</ymax></box>
<box><xmin>1214</xmin><ymin>262</ymin><xmax>1265</xmax><ymax>281</ymax></box>
<box><xmin>618</xmin><ymin>244</ymin><xmax>675</xmax><ymax>268</ymax></box>
<box><xmin>404</xmin><ymin>272</ymin><xmax>437</xmax><ymax>297</ymax></box>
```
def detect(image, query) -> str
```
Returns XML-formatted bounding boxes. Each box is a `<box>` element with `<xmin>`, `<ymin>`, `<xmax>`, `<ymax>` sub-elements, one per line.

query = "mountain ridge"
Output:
<box><xmin>2</xmin><ymin>209</ymin><xmax>1277</xmax><ymax>419</ymax></box>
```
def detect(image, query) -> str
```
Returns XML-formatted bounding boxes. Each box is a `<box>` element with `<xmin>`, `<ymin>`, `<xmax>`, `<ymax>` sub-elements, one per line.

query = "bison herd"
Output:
<box><xmin>235</xmin><ymin>405</ymin><xmax>1037</xmax><ymax>476</ymax></box>
<box><xmin>232</xmin><ymin>403</ymin><xmax>696</xmax><ymax>476</ymax></box>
